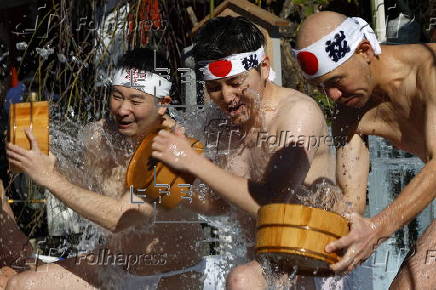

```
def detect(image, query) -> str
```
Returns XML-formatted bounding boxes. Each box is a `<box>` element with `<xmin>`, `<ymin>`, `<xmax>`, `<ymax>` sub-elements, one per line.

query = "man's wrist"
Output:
<box><xmin>370</xmin><ymin>214</ymin><xmax>393</xmax><ymax>241</ymax></box>
<box><xmin>42</xmin><ymin>170</ymin><xmax>64</xmax><ymax>192</ymax></box>
<box><xmin>187</xmin><ymin>153</ymin><xmax>208</xmax><ymax>177</ymax></box>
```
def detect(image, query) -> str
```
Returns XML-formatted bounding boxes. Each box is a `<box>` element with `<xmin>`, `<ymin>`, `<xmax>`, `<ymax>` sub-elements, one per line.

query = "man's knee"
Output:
<box><xmin>227</xmin><ymin>263</ymin><xmax>265</xmax><ymax>290</ymax></box>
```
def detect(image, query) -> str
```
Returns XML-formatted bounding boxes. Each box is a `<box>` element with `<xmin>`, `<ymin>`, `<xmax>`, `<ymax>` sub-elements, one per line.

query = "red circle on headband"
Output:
<box><xmin>208</xmin><ymin>60</ymin><xmax>232</xmax><ymax>78</ymax></box>
<box><xmin>297</xmin><ymin>51</ymin><xmax>318</xmax><ymax>76</ymax></box>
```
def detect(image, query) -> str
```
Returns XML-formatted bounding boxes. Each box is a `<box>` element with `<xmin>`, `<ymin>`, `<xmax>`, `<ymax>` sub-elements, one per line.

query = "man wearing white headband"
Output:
<box><xmin>295</xmin><ymin>11</ymin><xmax>436</xmax><ymax>289</ymax></box>
<box><xmin>6</xmin><ymin>48</ymin><xmax>207</xmax><ymax>289</ymax></box>
<box><xmin>150</xmin><ymin>16</ymin><xmax>342</xmax><ymax>289</ymax></box>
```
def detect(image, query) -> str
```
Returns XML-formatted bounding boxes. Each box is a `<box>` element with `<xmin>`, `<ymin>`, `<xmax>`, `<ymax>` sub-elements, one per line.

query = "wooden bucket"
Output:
<box><xmin>126</xmin><ymin>132</ymin><xmax>204</xmax><ymax>209</ymax></box>
<box><xmin>256</xmin><ymin>203</ymin><xmax>349</xmax><ymax>276</ymax></box>
<box><xmin>8</xmin><ymin>101</ymin><xmax>49</xmax><ymax>172</ymax></box>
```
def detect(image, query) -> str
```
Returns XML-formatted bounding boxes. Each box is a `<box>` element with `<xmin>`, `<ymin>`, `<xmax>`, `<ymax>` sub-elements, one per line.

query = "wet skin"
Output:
<box><xmin>315</xmin><ymin>43</ymin><xmax>436</xmax><ymax>288</ymax></box>
<box><xmin>151</xmin><ymin>59</ymin><xmax>338</xmax><ymax>289</ymax></box>
<box><xmin>5</xmin><ymin>86</ymin><xmax>205</xmax><ymax>289</ymax></box>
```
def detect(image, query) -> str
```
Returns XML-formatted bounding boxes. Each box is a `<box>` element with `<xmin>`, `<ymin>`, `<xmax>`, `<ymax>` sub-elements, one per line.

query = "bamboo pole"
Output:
<box><xmin>371</xmin><ymin>0</ymin><xmax>387</xmax><ymax>42</ymax></box>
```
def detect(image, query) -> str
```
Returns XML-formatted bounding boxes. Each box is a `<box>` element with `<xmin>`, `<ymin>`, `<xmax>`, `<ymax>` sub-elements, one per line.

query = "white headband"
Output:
<box><xmin>112</xmin><ymin>68</ymin><xmax>172</xmax><ymax>98</ymax></box>
<box><xmin>200</xmin><ymin>46</ymin><xmax>275</xmax><ymax>81</ymax></box>
<box><xmin>292</xmin><ymin>17</ymin><xmax>381</xmax><ymax>79</ymax></box>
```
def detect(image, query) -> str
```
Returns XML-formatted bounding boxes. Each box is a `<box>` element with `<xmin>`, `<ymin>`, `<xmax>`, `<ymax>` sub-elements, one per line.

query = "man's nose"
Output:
<box><xmin>325</xmin><ymin>87</ymin><xmax>342</xmax><ymax>102</ymax></box>
<box><xmin>117</xmin><ymin>100</ymin><xmax>132</xmax><ymax>116</ymax></box>
<box><xmin>222</xmin><ymin>85</ymin><xmax>237</xmax><ymax>104</ymax></box>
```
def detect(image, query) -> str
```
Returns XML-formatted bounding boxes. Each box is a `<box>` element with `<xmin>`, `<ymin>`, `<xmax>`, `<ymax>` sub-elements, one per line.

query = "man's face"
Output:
<box><xmin>205</xmin><ymin>68</ymin><xmax>264</xmax><ymax>125</ymax></box>
<box><xmin>110</xmin><ymin>85</ymin><xmax>161</xmax><ymax>137</ymax></box>
<box><xmin>312</xmin><ymin>54</ymin><xmax>374</xmax><ymax>108</ymax></box>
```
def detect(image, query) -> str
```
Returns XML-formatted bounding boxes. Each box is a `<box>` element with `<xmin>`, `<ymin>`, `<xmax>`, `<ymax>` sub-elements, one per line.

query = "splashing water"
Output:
<box><xmin>171</xmin><ymin>104</ymin><xmax>258</xmax><ymax>286</ymax></box>
<box><xmin>290</xmin><ymin>181</ymin><xmax>347</xmax><ymax>214</ymax></box>
<box><xmin>48</xmin><ymin>112</ymin><xmax>113</xmax><ymax>250</ymax></box>
<box><xmin>44</xmin><ymin>97</ymin><xmax>358</xmax><ymax>289</ymax></box>
<box><xmin>47</xmin><ymin>105</ymin><xmax>213</xmax><ymax>289</ymax></box>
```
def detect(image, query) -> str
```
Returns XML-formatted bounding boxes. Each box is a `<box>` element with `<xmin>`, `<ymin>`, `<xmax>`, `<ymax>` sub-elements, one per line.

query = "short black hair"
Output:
<box><xmin>116</xmin><ymin>47</ymin><xmax>170</xmax><ymax>72</ymax></box>
<box><xmin>193</xmin><ymin>16</ymin><xmax>265</xmax><ymax>63</ymax></box>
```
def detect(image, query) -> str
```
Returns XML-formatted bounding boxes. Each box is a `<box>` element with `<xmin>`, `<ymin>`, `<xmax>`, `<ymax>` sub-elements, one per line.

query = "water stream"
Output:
<box><xmin>39</xmin><ymin>103</ymin><xmax>436</xmax><ymax>289</ymax></box>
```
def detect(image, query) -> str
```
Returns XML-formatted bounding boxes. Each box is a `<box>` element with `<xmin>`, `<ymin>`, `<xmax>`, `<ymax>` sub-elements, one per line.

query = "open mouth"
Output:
<box><xmin>227</xmin><ymin>102</ymin><xmax>246</xmax><ymax>117</ymax></box>
<box><xmin>118</xmin><ymin>120</ymin><xmax>134</xmax><ymax>128</ymax></box>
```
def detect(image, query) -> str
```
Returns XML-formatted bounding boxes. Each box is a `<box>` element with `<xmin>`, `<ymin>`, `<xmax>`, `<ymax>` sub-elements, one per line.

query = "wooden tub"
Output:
<box><xmin>8</xmin><ymin>101</ymin><xmax>49</xmax><ymax>172</ymax></box>
<box><xmin>256</xmin><ymin>203</ymin><xmax>349</xmax><ymax>276</ymax></box>
<box><xmin>126</xmin><ymin>132</ymin><xmax>204</xmax><ymax>208</ymax></box>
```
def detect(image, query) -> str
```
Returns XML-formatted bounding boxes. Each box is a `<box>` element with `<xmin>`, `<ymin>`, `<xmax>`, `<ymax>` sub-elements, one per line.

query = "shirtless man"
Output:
<box><xmin>151</xmin><ymin>16</ymin><xmax>338</xmax><ymax>289</ymax></box>
<box><xmin>5</xmin><ymin>48</ymin><xmax>206</xmax><ymax>289</ymax></box>
<box><xmin>294</xmin><ymin>11</ymin><xmax>436</xmax><ymax>289</ymax></box>
<box><xmin>0</xmin><ymin>181</ymin><xmax>33</xmax><ymax>289</ymax></box>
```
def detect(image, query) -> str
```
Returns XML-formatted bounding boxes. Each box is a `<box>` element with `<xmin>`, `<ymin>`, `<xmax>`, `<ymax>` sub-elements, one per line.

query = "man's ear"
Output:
<box><xmin>261</xmin><ymin>55</ymin><xmax>271</xmax><ymax>80</ymax></box>
<box><xmin>356</xmin><ymin>40</ymin><xmax>375</xmax><ymax>63</ymax></box>
<box><xmin>158</xmin><ymin>96</ymin><xmax>172</xmax><ymax>115</ymax></box>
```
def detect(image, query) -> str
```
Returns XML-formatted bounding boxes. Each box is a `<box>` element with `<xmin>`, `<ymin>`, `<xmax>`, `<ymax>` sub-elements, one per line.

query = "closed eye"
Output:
<box><xmin>206</xmin><ymin>85</ymin><xmax>220</xmax><ymax>92</ymax></box>
<box><xmin>131</xmin><ymin>99</ymin><xmax>144</xmax><ymax>105</ymax></box>
<box><xmin>326</xmin><ymin>77</ymin><xmax>343</xmax><ymax>88</ymax></box>
<box><xmin>230</xmin><ymin>82</ymin><xmax>242</xmax><ymax>88</ymax></box>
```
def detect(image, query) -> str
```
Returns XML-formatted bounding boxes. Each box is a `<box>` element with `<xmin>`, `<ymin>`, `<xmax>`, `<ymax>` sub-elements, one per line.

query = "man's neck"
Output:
<box><xmin>370</xmin><ymin>45</ymin><xmax>415</xmax><ymax>104</ymax></box>
<box><xmin>261</xmin><ymin>81</ymin><xmax>277</xmax><ymax>107</ymax></box>
<box><xmin>240</xmin><ymin>81</ymin><xmax>278</xmax><ymax>145</ymax></box>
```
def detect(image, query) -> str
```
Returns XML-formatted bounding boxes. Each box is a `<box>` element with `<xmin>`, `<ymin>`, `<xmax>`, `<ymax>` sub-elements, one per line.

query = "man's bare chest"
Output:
<box><xmin>224</xmin><ymin>145</ymin><xmax>271</xmax><ymax>183</ymax></box>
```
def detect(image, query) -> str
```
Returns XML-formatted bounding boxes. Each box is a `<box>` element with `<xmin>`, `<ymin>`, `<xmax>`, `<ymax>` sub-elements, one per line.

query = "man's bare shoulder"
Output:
<box><xmin>275</xmin><ymin>87</ymin><xmax>326</xmax><ymax>132</ymax></box>
<box><xmin>396</xmin><ymin>43</ymin><xmax>436</xmax><ymax>69</ymax></box>
<box><xmin>420</xmin><ymin>43</ymin><xmax>436</xmax><ymax>53</ymax></box>
<box><xmin>414</xmin><ymin>44</ymin><xmax>436</xmax><ymax>102</ymax></box>
<box><xmin>415</xmin><ymin>43</ymin><xmax>436</xmax><ymax>69</ymax></box>
<box><xmin>277</xmin><ymin>87</ymin><xmax>322</xmax><ymax>111</ymax></box>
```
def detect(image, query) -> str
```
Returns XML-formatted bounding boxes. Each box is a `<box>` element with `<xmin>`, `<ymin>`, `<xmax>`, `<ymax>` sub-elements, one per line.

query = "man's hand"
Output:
<box><xmin>325</xmin><ymin>213</ymin><xmax>385</xmax><ymax>272</ymax></box>
<box><xmin>6</xmin><ymin>128</ymin><xmax>57</xmax><ymax>187</ymax></box>
<box><xmin>161</xmin><ymin>114</ymin><xmax>176</xmax><ymax>130</ymax></box>
<box><xmin>151</xmin><ymin>128</ymin><xmax>199</xmax><ymax>173</ymax></box>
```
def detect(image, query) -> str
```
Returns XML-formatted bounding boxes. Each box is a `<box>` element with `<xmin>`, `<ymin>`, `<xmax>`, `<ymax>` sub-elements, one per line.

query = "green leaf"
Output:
<box><xmin>304</xmin><ymin>5</ymin><xmax>314</xmax><ymax>16</ymax></box>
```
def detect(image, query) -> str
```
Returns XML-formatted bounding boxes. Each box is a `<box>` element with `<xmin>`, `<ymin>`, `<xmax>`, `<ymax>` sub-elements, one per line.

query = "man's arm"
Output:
<box><xmin>371</xmin><ymin>71</ymin><xmax>436</xmax><ymax>237</ymax></box>
<box><xmin>6</xmin><ymin>129</ymin><xmax>153</xmax><ymax>233</ymax></box>
<box><xmin>183</xmin><ymin>179</ymin><xmax>230</xmax><ymax>216</ymax></box>
<box><xmin>335</xmin><ymin>133</ymin><xmax>370</xmax><ymax>215</ymax></box>
<box><xmin>183</xmin><ymin>157</ymin><xmax>259</xmax><ymax>215</ymax></box>
<box><xmin>152</xmin><ymin>97</ymin><xmax>325</xmax><ymax>216</ymax></box>
<box><xmin>43</xmin><ymin>175</ymin><xmax>153</xmax><ymax>232</ymax></box>
<box><xmin>329</xmin><ymin>118</ymin><xmax>436</xmax><ymax>272</ymax></box>
<box><xmin>327</xmin><ymin>73</ymin><xmax>436</xmax><ymax>272</ymax></box>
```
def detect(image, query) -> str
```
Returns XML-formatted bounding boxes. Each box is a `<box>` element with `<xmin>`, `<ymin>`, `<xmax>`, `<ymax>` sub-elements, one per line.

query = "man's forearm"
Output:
<box><xmin>372</xmin><ymin>160</ymin><xmax>436</xmax><ymax>237</ymax></box>
<box><xmin>44</xmin><ymin>172</ymin><xmax>152</xmax><ymax>232</ymax></box>
<box><xmin>188</xmin><ymin>155</ymin><xmax>260</xmax><ymax>216</ymax></box>
<box><xmin>188</xmin><ymin>191</ymin><xmax>229</xmax><ymax>216</ymax></box>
